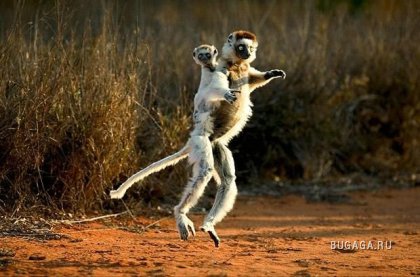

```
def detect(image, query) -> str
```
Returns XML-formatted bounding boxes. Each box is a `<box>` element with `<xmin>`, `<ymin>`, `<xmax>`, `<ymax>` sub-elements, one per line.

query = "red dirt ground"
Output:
<box><xmin>1</xmin><ymin>187</ymin><xmax>419</xmax><ymax>276</ymax></box>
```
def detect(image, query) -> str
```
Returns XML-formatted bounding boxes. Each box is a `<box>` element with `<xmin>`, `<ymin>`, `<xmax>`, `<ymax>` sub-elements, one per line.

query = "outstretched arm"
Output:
<box><xmin>248</xmin><ymin>67</ymin><xmax>286</xmax><ymax>93</ymax></box>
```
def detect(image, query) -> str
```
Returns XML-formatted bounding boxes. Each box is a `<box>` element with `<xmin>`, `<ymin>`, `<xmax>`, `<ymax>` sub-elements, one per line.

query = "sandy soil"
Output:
<box><xmin>1</xmin><ymin>187</ymin><xmax>419</xmax><ymax>276</ymax></box>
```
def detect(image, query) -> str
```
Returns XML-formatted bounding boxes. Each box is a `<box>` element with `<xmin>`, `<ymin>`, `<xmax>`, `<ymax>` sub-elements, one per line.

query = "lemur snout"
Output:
<box><xmin>198</xmin><ymin>53</ymin><xmax>212</xmax><ymax>62</ymax></box>
<box><xmin>242</xmin><ymin>53</ymin><xmax>250</xmax><ymax>59</ymax></box>
<box><xmin>236</xmin><ymin>44</ymin><xmax>250</xmax><ymax>59</ymax></box>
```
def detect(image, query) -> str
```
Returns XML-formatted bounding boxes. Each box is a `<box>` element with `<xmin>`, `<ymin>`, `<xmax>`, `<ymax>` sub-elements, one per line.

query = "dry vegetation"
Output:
<box><xmin>0</xmin><ymin>0</ymin><xmax>419</xmax><ymax>214</ymax></box>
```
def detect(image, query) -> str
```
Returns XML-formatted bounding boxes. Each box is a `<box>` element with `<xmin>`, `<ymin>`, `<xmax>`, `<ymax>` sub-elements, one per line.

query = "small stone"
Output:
<box><xmin>167</xmin><ymin>243</ymin><xmax>180</xmax><ymax>249</ymax></box>
<box><xmin>69</xmin><ymin>238</ymin><xmax>83</xmax><ymax>243</ymax></box>
<box><xmin>28</xmin><ymin>253</ymin><xmax>46</xmax><ymax>261</ymax></box>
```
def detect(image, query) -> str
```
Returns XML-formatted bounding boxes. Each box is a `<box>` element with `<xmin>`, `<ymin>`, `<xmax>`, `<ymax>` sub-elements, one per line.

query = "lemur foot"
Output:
<box><xmin>176</xmin><ymin>214</ymin><xmax>196</xmax><ymax>241</ymax></box>
<box><xmin>224</xmin><ymin>90</ymin><xmax>240</xmax><ymax>104</ymax></box>
<box><xmin>201</xmin><ymin>223</ymin><xmax>220</xmax><ymax>248</ymax></box>
<box><xmin>265</xmin><ymin>69</ymin><xmax>286</xmax><ymax>79</ymax></box>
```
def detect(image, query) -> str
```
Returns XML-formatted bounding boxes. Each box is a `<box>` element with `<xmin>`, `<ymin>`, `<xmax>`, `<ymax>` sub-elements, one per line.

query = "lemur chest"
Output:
<box><xmin>226</xmin><ymin>62</ymin><xmax>251</xmax><ymax>114</ymax></box>
<box><xmin>210</xmin><ymin>63</ymin><xmax>252</xmax><ymax>140</ymax></box>
<box><xmin>228</xmin><ymin>63</ymin><xmax>250</xmax><ymax>90</ymax></box>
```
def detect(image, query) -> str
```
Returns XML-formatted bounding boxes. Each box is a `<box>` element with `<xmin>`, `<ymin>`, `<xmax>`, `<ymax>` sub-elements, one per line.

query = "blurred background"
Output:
<box><xmin>0</xmin><ymin>0</ymin><xmax>419</xmax><ymax>214</ymax></box>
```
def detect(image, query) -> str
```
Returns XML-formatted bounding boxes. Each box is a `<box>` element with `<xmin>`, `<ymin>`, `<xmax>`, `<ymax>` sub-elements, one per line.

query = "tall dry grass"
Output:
<box><xmin>0</xmin><ymin>0</ymin><xmax>419</xmax><ymax>213</ymax></box>
<box><xmin>0</xmin><ymin>1</ymin><xmax>192</xmax><ymax>212</ymax></box>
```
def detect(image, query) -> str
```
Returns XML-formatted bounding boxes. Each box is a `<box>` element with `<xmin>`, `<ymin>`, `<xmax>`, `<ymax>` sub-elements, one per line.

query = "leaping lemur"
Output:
<box><xmin>110</xmin><ymin>44</ymin><xmax>235</xmax><ymax>244</ymax></box>
<box><xmin>197</xmin><ymin>30</ymin><xmax>286</xmax><ymax>247</ymax></box>
<box><xmin>109</xmin><ymin>44</ymin><xmax>234</xmax><ymax>200</ymax></box>
<box><xmin>174</xmin><ymin>45</ymin><xmax>241</xmax><ymax>242</ymax></box>
<box><xmin>110</xmin><ymin>31</ymin><xmax>286</xmax><ymax>247</ymax></box>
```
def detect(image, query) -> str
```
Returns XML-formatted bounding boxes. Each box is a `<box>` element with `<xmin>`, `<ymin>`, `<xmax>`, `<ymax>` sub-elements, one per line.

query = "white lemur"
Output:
<box><xmin>109</xmin><ymin>44</ymin><xmax>234</xmax><ymax>200</ymax></box>
<box><xmin>196</xmin><ymin>31</ymin><xmax>286</xmax><ymax>247</ymax></box>
<box><xmin>110</xmin><ymin>31</ymin><xmax>286</xmax><ymax>247</ymax></box>
<box><xmin>110</xmin><ymin>44</ymin><xmax>235</xmax><ymax>244</ymax></box>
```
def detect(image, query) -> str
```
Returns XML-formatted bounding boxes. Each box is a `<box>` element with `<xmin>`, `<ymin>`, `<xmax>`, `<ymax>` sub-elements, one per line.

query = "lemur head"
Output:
<box><xmin>222</xmin><ymin>30</ymin><xmax>258</xmax><ymax>64</ymax></box>
<box><xmin>193</xmin><ymin>44</ymin><xmax>218</xmax><ymax>71</ymax></box>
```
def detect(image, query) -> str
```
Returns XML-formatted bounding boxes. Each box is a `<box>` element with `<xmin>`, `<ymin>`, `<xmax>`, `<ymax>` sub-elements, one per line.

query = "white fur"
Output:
<box><xmin>109</xmin><ymin>145</ymin><xmax>189</xmax><ymax>199</ymax></box>
<box><xmin>177</xmin><ymin>136</ymin><xmax>214</xmax><ymax>214</ymax></box>
<box><xmin>203</xmin><ymin>143</ymin><xmax>237</xmax><ymax>226</ymax></box>
<box><xmin>194</xmin><ymin>71</ymin><xmax>231</xmax><ymax>106</ymax></box>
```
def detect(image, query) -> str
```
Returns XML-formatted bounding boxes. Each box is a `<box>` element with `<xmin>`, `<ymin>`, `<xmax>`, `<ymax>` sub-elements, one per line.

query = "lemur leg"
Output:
<box><xmin>174</xmin><ymin>136</ymin><xmax>214</xmax><ymax>241</ymax></box>
<box><xmin>201</xmin><ymin>142</ymin><xmax>238</xmax><ymax>247</ymax></box>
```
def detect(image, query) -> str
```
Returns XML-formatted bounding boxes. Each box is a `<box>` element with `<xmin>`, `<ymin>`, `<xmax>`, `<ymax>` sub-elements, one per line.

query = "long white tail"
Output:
<box><xmin>110</xmin><ymin>145</ymin><xmax>190</xmax><ymax>199</ymax></box>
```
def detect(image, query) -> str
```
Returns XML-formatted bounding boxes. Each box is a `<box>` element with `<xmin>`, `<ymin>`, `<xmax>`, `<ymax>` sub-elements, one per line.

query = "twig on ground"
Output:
<box><xmin>121</xmin><ymin>199</ymin><xmax>136</xmax><ymax>220</ymax></box>
<box><xmin>59</xmin><ymin>211</ymin><xmax>129</xmax><ymax>224</ymax></box>
<box><xmin>142</xmin><ymin>217</ymin><xmax>169</xmax><ymax>232</ymax></box>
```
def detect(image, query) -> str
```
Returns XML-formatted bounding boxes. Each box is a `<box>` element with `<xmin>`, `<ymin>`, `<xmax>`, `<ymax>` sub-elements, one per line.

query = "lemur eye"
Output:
<box><xmin>238</xmin><ymin>45</ymin><xmax>244</xmax><ymax>51</ymax></box>
<box><xmin>206</xmin><ymin>53</ymin><xmax>211</xmax><ymax>59</ymax></box>
<box><xmin>198</xmin><ymin>53</ymin><xmax>203</xmax><ymax>59</ymax></box>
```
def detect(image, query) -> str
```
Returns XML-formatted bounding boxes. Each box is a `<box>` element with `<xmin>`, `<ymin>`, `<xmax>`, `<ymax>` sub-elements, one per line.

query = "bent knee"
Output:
<box><xmin>199</xmin><ymin>158</ymin><xmax>213</xmax><ymax>173</ymax></box>
<box><xmin>225</xmin><ymin>173</ymin><xmax>236</xmax><ymax>184</ymax></box>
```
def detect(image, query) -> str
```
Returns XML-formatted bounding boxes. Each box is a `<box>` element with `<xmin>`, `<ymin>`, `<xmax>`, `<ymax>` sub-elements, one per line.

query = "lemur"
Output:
<box><xmin>191</xmin><ymin>45</ymin><xmax>240</xmax><ymax>137</ymax></box>
<box><xmin>109</xmin><ymin>44</ymin><xmax>234</xmax><ymax>200</ymax></box>
<box><xmin>196</xmin><ymin>30</ymin><xmax>286</xmax><ymax>247</ymax></box>
<box><xmin>110</xmin><ymin>31</ymin><xmax>286</xmax><ymax>247</ymax></box>
<box><xmin>174</xmin><ymin>45</ymin><xmax>241</xmax><ymax>242</ymax></box>
<box><xmin>110</xmin><ymin>44</ymin><xmax>235</xmax><ymax>244</ymax></box>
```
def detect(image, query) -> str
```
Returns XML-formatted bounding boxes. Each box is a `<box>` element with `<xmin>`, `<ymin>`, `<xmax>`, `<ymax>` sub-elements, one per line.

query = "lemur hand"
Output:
<box><xmin>176</xmin><ymin>214</ymin><xmax>196</xmax><ymax>241</ymax></box>
<box><xmin>265</xmin><ymin>69</ymin><xmax>286</xmax><ymax>79</ymax></box>
<box><xmin>224</xmin><ymin>89</ymin><xmax>240</xmax><ymax>104</ymax></box>
<box><xmin>201</xmin><ymin>223</ymin><xmax>220</xmax><ymax>248</ymax></box>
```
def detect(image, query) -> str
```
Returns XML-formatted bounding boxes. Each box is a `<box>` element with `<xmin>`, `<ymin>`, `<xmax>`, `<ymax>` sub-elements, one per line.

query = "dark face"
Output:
<box><xmin>198</xmin><ymin>52</ymin><xmax>212</xmax><ymax>63</ymax></box>
<box><xmin>235</xmin><ymin>44</ymin><xmax>250</xmax><ymax>59</ymax></box>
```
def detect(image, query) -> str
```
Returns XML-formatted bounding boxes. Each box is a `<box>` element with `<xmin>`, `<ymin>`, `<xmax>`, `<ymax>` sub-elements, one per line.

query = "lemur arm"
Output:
<box><xmin>206</xmin><ymin>71</ymin><xmax>239</xmax><ymax>104</ymax></box>
<box><xmin>248</xmin><ymin>66</ymin><xmax>286</xmax><ymax>93</ymax></box>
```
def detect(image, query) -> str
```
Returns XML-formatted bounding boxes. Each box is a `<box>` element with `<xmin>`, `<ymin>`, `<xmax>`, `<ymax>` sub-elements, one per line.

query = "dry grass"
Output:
<box><xmin>0</xmin><ymin>0</ymin><xmax>418</xmax><ymax>213</ymax></box>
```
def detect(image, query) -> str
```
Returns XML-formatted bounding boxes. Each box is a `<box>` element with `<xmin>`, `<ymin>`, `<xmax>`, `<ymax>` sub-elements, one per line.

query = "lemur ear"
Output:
<box><xmin>213</xmin><ymin>48</ymin><xmax>218</xmax><ymax>55</ymax></box>
<box><xmin>192</xmin><ymin>50</ymin><xmax>196</xmax><ymax>57</ymax></box>
<box><xmin>227</xmin><ymin>33</ymin><xmax>234</xmax><ymax>43</ymax></box>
